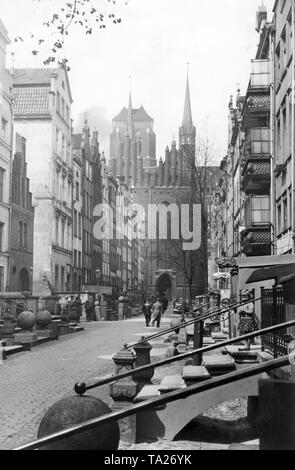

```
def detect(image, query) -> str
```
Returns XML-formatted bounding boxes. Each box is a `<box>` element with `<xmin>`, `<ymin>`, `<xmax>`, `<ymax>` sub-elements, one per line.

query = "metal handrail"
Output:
<box><xmin>73</xmin><ymin>319</ymin><xmax>295</xmax><ymax>395</ymax></box>
<box><xmin>15</xmin><ymin>352</ymin><xmax>295</xmax><ymax>450</ymax></box>
<box><xmin>126</xmin><ymin>297</ymin><xmax>262</xmax><ymax>349</ymax></box>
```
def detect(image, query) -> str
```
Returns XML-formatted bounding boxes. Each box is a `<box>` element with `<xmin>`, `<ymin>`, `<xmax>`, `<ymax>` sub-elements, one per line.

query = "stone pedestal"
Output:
<box><xmin>15</xmin><ymin>332</ymin><xmax>38</xmax><ymax>344</ymax></box>
<box><xmin>111</xmin><ymin>401</ymin><xmax>137</xmax><ymax>444</ymax></box>
<box><xmin>133</xmin><ymin>338</ymin><xmax>154</xmax><ymax>390</ymax></box>
<box><xmin>109</xmin><ymin>345</ymin><xmax>139</xmax><ymax>402</ymax></box>
<box><xmin>258</xmin><ymin>379</ymin><xmax>295</xmax><ymax>450</ymax></box>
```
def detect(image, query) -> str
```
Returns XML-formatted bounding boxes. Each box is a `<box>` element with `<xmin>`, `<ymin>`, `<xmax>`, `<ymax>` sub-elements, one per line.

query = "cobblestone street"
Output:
<box><xmin>0</xmin><ymin>314</ymin><xmax>259</xmax><ymax>451</ymax></box>
<box><xmin>0</xmin><ymin>316</ymin><xmax>158</xmax><ymax>450</ymax></box>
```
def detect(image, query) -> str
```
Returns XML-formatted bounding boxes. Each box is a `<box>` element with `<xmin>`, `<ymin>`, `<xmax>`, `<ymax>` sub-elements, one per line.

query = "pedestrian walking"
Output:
<box><xmin>151</xmin><ymin>298</ymin><xmax>163</xmax><ymax>328</ymax></box>
<box><xmin>75</xmin><ymin>295</ymin><xmax>82</xmax><ymax>323</ymax></box>
<box><xmin>142</xmin><ymin>300</ymin><xmax>152</xmax><ymax>327</ymax></box>
<box><xmin>238</xmin><ymin>290</ymin><xmax>256</xmax><ymax>350</ymax></box>
<box><xmin>85</xmin><ymin>296</ymin><xmax>95</xmax><ymax>322</ymax></box>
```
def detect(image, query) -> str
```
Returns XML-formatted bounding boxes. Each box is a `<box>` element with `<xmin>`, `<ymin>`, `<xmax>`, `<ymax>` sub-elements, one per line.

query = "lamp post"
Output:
<box><xmin>95</xmin><ymin>269</ymin><xmax>101</xmax><ymax>321</ymax></box>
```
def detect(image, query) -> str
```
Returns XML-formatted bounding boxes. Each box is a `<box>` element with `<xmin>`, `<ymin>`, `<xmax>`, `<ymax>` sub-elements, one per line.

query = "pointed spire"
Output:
<box><xmin>127</xmin><ymin>75</ymin><xmax>134</xmax><ymax>138</ymax></box>
<box><xmin>182</xmin><ymin>64</ymin><xmax>193</xmax><ymax>128</ymax></box>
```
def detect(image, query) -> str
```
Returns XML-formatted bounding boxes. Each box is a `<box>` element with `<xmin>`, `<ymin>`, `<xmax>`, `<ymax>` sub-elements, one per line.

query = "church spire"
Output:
<box><xmin>179</xmin><ymin>65</ymin><xmax>196</xmax><ymax>149</ymax></box>
<box><xmin>127</xmin><ymin>76</ymin><xmax>134</xmax><ymax>138</ymax></box>
<box><xmin>182</xmin><ymin>65</ymin><xmax>193</xmax><ymax>128</ymax></box>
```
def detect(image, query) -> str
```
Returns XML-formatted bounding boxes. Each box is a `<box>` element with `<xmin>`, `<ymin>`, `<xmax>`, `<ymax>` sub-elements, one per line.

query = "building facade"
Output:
<box><xmin>272</xmin><ymin>0</ymin><xmax>295</xmax><ymax>255</ymax></box>
<box><xmin>0</xmin><ymin>19</ymin><xmax>12</xmax><ymax>292</ymax></box>
<box><xmin>10</xmin><ymin>133</ymin><xmax>34</xmax><ymax>292</ymax></box>
<box><xmin>12</xmin><ymin>66</ymin><xmax>73</xmax><ymax>296</ymax></box>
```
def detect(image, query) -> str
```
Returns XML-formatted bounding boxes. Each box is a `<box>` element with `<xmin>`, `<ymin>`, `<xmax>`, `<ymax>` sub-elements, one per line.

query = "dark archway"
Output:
<box><xmin>156</xmin><ymin>273</ymin><xmax>173</xmax><ymax>301</ymax></box>
<box><xmin>19</xmin><ymin>268</ymin><xmax>30</xmax><ymax>292</ymax></box>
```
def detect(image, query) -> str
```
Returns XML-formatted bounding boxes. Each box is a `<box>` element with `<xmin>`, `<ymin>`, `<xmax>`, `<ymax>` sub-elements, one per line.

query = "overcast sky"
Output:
<box><xmin>1</xmin><ymin>0</ymin><xmax>275</xmax><ymax>163</ymax></box>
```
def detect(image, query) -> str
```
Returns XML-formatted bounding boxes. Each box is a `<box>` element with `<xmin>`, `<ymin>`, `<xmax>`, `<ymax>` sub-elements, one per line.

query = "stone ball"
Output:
<box><xmin>17</xmin><ymin>311</ymin><xmax>36</xmax><ymax>331</ymax></box>
<box><xmin>36</xmin><ymin>309</ymin><xmax>52</xmax><ymax>328</ymax></box>
<box><xmin>37</xmin><ymin>396</ymin><xmax>120</xmax><ymax>450</ymax></box>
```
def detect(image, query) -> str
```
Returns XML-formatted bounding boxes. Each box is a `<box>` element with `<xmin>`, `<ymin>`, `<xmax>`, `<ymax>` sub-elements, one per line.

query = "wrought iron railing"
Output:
<box><xmin>261</xmin><ymin>286</ymin><xmax>288</xmax><ymax>358</ymax></box>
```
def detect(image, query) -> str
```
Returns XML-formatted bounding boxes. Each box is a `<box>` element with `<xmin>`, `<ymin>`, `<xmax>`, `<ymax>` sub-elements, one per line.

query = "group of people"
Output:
<box><xmin>57</xmin><ymin>295</ymin><xmax>101</xmax><ymax>323</ymax></box>
<box><xmin>142</xmin><ymin>296</ymin><xmax>169</xmax><ymax>328</ymax></box>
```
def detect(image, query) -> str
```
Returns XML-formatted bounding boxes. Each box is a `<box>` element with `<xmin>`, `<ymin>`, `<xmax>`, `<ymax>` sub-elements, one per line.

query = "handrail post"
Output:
<box><xmin>272</xmin><ymin>286</ymin><xmax>278</xmax><ymax>359</ymax></box>
<box><xmin>193</xmin><ymin>316</ymin><xmax>203</xmax><ymax>366</ymax></box>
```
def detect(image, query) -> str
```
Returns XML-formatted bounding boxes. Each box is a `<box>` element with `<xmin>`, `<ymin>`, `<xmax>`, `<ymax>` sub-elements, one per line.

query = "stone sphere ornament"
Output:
<box><xmin>36</xmin><ymin>309</ymin><xmax>52</xmax><ymax>328</ymax></box>
<box><xmin>37</xmin><ymin>396</ymin><xmax>120</xmax><ymax>450</ymax></box>
<box><xmin>17</xmin><ymin>311</ymin><xmax>36</xmax><ymax>331</ymax></box>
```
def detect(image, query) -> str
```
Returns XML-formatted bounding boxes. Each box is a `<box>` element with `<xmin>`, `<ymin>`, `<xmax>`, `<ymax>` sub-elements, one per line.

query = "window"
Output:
<box><xmin>61</xmin><ymin>219</ymin><xmax>65</xmax><ymax>248</ymax></box>
<box><xmin>283</xmin><ymin>197</ymin><xmax>288</xmax><ymax>229</ymax></box>
<box><xmin>75</xmin><ymin>182</ymin><xmax>80</xmax><ymax>201</ymax></box>
<box><xmin>78</xmin><ymin>213</ymin><xmax>82</xmax><ymax>239</ymax></box>
<box><xmin>0</xmin><ymin>168</ymin><xmax>5</xmax><ymax>202</ymax></box>
<box><xmin>0</xmin><ymin>223</ymin><xmax>4</xmax><ymax>251</ymax></box>
<box><xmin>66</xmin><ymin>105</ymin><xmax>69</xmax><ymax>124</ymax></box>
<box><xmin>1</xmin><ymin>118</ymin><xmax>7</xmax><ymax>141</ymax></box>
<box><xmin>56</xmin><ymin>92</ymin><xmax>60</xmax><ymax>114</ymax></box>
<box><xmin>19</xmin><ymin>221</ymin><xmax>23</xmax><ymax>247</ymax></box>
<box><xmin>277</xmin><ymin>204</ymin><xmax>282</xmax><ymax>233</ymax></box>
<box><xmin>62</xmin><ymin>135</ymin><xmax>65</xmax><ymax>159</ymax></box>
<box><xmin>61</xmin><ymin>98</ymin><xmax>65</xmax><ymax>118</ymax></box>
<box><xmin>23</xmin><ymin>223</ymin><xmax>27</xmax><ymax>249</ymax></box>
<box><xmin>74</xmin><ymin>210</ymin><xmax>78</xmax><ymax>238</ymax></box>
<box><xmin>78</xmin><ymin>251</ymin><xmax>81</xmax><ymax>268</ymax></box>
<box><xmin>55</xmin><ymin>265</ymin><xmax>59</xmax><ymax>290</ymax></box>
<box><xmin>251</xmin><ymin>196</ymin><xmax>270</xmax><ymax>224</ymax></box>
<box><xmin>0</xmin><ymin>266</ymin><xmax>4</xmax><ymax>292</ymax></box>
<box><xmin>56</xmin><ymin>128</ymin><xmax>60</xmax><ymax>153</ymax></box>
<box><xmin>74</xmin><ymin>249</ymin><xmax>77</xmax><ymax>268</ymax></box>
<box><xmin>55</xmin><ymin>216</ymin><xmax>59</xmax><ymax>245</ymax></box>
<box><xmin>61</xmin><ymin>266</ymin><xmax>65</xmax><ymax>291</ymax></box>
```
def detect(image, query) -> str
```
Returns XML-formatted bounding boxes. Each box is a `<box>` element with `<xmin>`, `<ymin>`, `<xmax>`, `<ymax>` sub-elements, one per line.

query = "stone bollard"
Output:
<box><xmin>110</xmin><ymin>344</ymin><xmax>139</xmax><ymax>444</ymax></box>
<box><xmin>14</xmin><ymin>310</ymin><xmax>37</xmax><ymax>349</ymax></box>
<box><xmin>133</xmin><ymin>337</ymin><xmax>154</xmax><ymax>390</ymax></box>
<box><xmin>37</xmin><ymin>395</ymin><xmax>120</xmax><ymax>450</ymax></box>
<box><xmin>118</xmin><ymin>295</ymin><xmax>129</xmax><ymax>321</ymax></box>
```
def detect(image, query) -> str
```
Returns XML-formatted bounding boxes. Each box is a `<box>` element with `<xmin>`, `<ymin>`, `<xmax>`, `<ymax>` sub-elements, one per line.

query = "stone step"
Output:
<box><xmin>158</xmin><ymin>375</ymin><xmax>186</xmax><ymax>394</ymax></box>
<box><xmin>211</xmin><ymin>332</ymin><xmax>228</xmax><ymax>341</ymax></box>
<box><xmin>225</xmin><ymin>346</ymin><xmax>259</xmax><ymax>364</ymax></box>
<box><xmin>203</xmin><ymin>337</ymin><xmax>216</xmax><ymax>345</ymax></box>
<box><xmin>134</xmin><ymin>385</ymin><xmax>161</xmax><ymax>403</ymax></box>
<box><xmin>202</xmin><ymin>354</ymin><xmax>236</xmax><ymax>375</ymax></box>
<box><xmin>2</xmin><ymin>345</ymin><xmax>24</xmax><ymax>359</ymax></box>
<box><xmin>69</xmin><ymin>326</ymin><xmax>84</xmax><ymax>333</ymax></box>
<box><xmin>182</xmin><ymin>366</ymin><xmax>211</xmax><ymax>386</ymax></box>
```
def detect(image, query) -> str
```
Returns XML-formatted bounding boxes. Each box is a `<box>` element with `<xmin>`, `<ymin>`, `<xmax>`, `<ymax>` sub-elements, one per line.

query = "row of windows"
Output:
<box><xmin>55</xmin><ymin>218</ymin><xmax>71</xmax><ymax>250</ymax></box>
<box><xmin>56</xmin><ymin>91</ymin><xmax>70</xmax><ymax>124</ymax></box>
<box><xmin>73</xmin><ymin>210</ymin><xmax>82</xmax><ymax>239</ymax></box>
<box><xmin>54</xmin><ymin>264</ymin><xmax>71</xmax><ymax>291</ymax></box>
<box><xmin>56</xmin><ymin>127</ymin><xmax>71</xmax><ymax>164</ymax></box>
<box><xmin>277</xmin><ymin>189</ymin><xmax>292</xmax><ymax>234</ymax></box>
<box><xmin>73</xmin><ymin>249</ymin><xmax>82</xmax><ymax>268</ymax></box>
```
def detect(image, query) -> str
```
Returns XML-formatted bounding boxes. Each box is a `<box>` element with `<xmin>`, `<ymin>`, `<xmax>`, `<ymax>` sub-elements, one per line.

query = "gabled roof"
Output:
<box><xmin>13</xmin><ymin>86</ymin><xmax>51</xmax><ymax>116</ymax></box>
<box><xmin>13</xmin><ymin>66</ymin><xmax>73</xmax><ymax>103</ymax></box>
<box><xmin>113</xmin><ymin>106</ymin><xmax>153</xmax><ymax>122</ymax></box>
<box><xmin>13</xmin><ymin>68</ymin><xmax>57</xmax><ymax>86</ymax></box>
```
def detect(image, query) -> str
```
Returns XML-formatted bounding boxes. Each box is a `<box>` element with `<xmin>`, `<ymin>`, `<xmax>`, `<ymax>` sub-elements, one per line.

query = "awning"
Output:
<box><xmin>246</xmin><ymin>263</ymin><xmax>295</xmax><ymax>285</ymax></box>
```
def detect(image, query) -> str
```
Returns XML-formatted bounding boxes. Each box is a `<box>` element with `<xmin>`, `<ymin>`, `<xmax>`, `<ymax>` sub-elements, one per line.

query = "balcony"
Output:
<box><xmin>241</xmin><ymin>195</ymin><xmax>272</xmax><ymax>256</ymax></box>
<box><xmin>243</xmin><ymin>128</ymin><xmax>271</xmax><ymax>158</ymax></box>
<box><xmin>241</xmin><ymin>161</ymin><xmax>271</xmax><ymax>194</ymax></box>
<box><xmin>250</xmin><ymin>59</ymin><xmax>270</xmax><ymax>89</ymax></box>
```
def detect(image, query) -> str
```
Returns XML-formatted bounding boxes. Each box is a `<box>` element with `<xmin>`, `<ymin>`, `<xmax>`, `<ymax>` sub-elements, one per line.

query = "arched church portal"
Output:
<box><xmin>156</xmin><ymin>273</ymin><xmax>173</xmax><ymax>301</ymax></box>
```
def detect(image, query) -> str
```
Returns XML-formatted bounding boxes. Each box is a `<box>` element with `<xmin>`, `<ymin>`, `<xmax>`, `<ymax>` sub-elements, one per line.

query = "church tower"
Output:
<box><xmin>179</xmin><ymin>71</ymin><xmax>196</xmax><ymax>149</ymax></box>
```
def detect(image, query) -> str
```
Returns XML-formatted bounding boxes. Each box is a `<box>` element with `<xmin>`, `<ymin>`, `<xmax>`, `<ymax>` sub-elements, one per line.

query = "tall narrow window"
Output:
<box><xmin>1</xmin><ymin>118</ymin><xmax>7</xmax><ymax>141</ymax></box>
<box><xmin>55</xmin><ymin>265</ymin><xmax>59</xmax><ymax>290</ymax></box>
<box><xmin>23</xmin><ymin>223</ymin><xmax>27</xmax><ymax>249</ymax></box>
<box><xmin>0</xmin><ymin>168</ymin><xmax>5</xmax><ymax>202</ymax></box>
<box><xmin>56</xmin><ymin>92</ymin><xmax>60</xmax><ymax>114</ymax></box>
<box><xmin>0</xmin><ymin>223</ymin><xmax>4</xmax><ymax>252</ymax></box>
<box><xmin>55</xmin><ymin>216</ymin><xmax>59</xmax><ymax>245</ymax></box>
<box><xmin>61</xmin><ymin>219</ymin><xmax>65</xmax><ymax>248</ymax></box>
<box><xmin>19</xmin><ymin>221</ymin><xmax>23</xmax><ymax>247</ymax></box>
